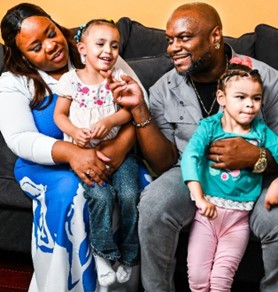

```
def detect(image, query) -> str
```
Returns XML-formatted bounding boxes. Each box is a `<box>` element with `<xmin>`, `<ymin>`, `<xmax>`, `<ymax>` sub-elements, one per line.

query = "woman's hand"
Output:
<box><xmin>70</xmin><ymin>146</ymin><xmax>111</xmax><ymax>186</ymax></box>
<box><xmin>52</xmin><ymin>141</ymin><xmax>110</xmax><ymax>186</ymax></box>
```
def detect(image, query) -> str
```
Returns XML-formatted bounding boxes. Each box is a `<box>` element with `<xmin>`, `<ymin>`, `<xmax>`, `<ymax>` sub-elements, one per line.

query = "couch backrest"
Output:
<box><xmin>116</xmin><ymin>17</ymin><xmax>168</xmax><ymax>59</ymax></box>
<box><xmin>255</xmin><ymin>24</ymin><xmax>278</xmax><ymax>71</ymax></box>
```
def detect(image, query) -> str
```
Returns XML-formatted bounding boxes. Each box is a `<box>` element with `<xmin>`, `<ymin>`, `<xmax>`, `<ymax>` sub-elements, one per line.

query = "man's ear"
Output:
<box><xmin>216</xmin><ymin>89</ymin><xmax>225</xmax><ymax>107</ymax></box>
<box><xmin>211</xmin><ymin>26</ymin><xmax>222</xmax><ymax>49</ymax></box>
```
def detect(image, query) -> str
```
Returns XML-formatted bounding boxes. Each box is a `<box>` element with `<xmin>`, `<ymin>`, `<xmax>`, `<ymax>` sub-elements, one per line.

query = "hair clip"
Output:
<box><xmin>106</xmin><ymin>18</ymin><xmax>115</xmax><ymax>24</ymax></box>
<box><xmin>229</xmin><ymin>56</ymin><xmax>253</xmax><ymax>69</ymax></box>
<box><xmin>74</xmin><ymin>23</ymin><xmax>87</xmax><ymax>43</ymax></box>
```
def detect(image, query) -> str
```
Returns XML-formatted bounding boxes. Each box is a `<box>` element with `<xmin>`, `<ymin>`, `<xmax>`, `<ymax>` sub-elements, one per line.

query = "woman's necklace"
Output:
<box><xmin>189</xmin><ymin>78</ymin><xmax>217</xmax><ymax>117</ymax></box>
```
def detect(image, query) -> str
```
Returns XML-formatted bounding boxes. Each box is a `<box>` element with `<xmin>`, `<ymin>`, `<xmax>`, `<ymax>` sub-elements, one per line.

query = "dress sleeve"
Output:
<box><xmin>0</xmin><ymin>73</ymin><xmax>56</xmax><ymax>164</ymax></box>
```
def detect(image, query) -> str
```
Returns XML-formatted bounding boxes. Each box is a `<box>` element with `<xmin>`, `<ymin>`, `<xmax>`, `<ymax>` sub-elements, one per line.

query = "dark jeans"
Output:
<box><xmin>83</xmin><ymin>155</ymin><xmax>140</xmax><ymax>266</ymax></box>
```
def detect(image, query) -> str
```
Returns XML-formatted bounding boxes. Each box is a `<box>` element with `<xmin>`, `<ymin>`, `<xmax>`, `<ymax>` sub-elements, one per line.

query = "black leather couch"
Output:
<box><xmin>1</xmin><ymin>17</ymin><xmax>278</xmax><ymax>290</ymax></box>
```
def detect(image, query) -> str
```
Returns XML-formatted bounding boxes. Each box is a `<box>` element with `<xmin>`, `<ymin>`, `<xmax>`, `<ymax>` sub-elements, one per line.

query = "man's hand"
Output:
<box><xmin>109</xmin><ymin>75</ymin><xmax>144</xmax><ymax>109</ymax></box>
<box><xmin>208</xmin><ymin>137</ymin><xmax>259</xmax><ymax>170</ymax></box>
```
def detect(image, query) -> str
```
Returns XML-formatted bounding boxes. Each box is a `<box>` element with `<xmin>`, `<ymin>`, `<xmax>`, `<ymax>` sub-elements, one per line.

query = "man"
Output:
<box><xmin>111</xmin><ymin>2</ymin><xmax>278</xmax><ymax>291</ymax></box>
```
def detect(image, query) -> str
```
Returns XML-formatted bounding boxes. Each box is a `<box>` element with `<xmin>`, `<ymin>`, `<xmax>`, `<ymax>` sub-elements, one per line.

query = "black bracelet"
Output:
<box><xmin>132</xmin><ymin>115</ymin><xmax>152</xmax><ymax>127</ymax></box>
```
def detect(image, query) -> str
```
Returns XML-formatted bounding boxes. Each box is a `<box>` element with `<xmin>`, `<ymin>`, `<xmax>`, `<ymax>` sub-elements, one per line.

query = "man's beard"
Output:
<box><xmin>176</xmin><ymin>50</ymin><xmax>212</xmax><ymax>77</ymax></box>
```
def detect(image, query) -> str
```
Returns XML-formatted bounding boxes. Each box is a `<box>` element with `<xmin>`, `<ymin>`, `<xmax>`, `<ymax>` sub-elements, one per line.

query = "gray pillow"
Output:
<box><xmin>117</xmin><ymin>17</ymin><xmax>168</xmax><ymax>60</ymax></box>
<box><xmin>127</xmin><ymin>53</ymin><xmax>174</xmax><ymax>91</ymax></box>
<box><xmin>224</xmin><ymin>32</ymin><xmax>255</xmax><ymax>58</ymax></box>
<box><xmin>255</xmin><ymin>24</ymin><xmax>278</xmax><ymax>70</ymax></box>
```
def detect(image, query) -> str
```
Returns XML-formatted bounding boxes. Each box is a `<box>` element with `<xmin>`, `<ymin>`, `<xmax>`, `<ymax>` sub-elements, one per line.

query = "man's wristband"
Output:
<box><xmin>132</xmin><ymin>115</ymin><xmax>152</xmax><ymax>128</ymax></box>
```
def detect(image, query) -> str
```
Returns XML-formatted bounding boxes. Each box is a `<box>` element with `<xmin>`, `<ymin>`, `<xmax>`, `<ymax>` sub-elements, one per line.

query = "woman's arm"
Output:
<box><xmin>0</xmin><ymin>74</ymin><xmax>109</xmax><ymax>185</ymax></box>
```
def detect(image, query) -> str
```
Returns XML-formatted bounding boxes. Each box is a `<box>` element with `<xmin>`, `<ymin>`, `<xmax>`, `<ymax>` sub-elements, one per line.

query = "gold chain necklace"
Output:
<box><xmin>189</xmin><ymin>78</ymin><xmax>217</xmax><ymax>117</ymax></box>
<box><xmin>189</xmin><ymin>55</ymin><xmax>229</xmax><ymax>117</ymax></box>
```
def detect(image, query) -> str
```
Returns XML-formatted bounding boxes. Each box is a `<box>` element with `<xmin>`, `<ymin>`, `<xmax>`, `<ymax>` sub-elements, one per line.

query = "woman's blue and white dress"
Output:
<box><xmin>15</xmin><ymin>92</ymin><xmax>98</xmax><ymax>291</ymax></box>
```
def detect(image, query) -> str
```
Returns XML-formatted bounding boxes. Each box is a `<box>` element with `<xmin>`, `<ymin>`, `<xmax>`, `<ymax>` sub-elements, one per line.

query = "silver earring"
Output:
<box><xmin>215</xmin><ymin>43</ymin><xmax>220</xmax><ymax>50</ymax></box>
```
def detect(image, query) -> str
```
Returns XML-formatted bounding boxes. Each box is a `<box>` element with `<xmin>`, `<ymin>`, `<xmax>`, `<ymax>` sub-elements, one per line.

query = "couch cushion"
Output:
<box><xmin>127</xmin><ymin>53</ymin><xmax>174</xmax><ymax>91</ymax></box>
<box><xmin>0</xmin><ymin>132</ymin><xmax>31</xmax><ymax>209</ymax></box>
<box><xmin>117</xmin><ymin>17</ymin><xmax>168</xmax><ymax>60</ymax></box>
<box><xmin>224</xmin><ymin>32</ymin><xmax>255</xmax><ymax>58</ymax></box>
<box><xmin>255</xmin><ymin>24</ymin><xmax>278</xmax><ymax>70</ymax></box>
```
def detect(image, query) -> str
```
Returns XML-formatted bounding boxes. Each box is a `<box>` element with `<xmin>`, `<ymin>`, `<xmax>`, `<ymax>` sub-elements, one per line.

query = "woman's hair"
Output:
<box><xmin>217</xmin><ymin>63</ymin><xmax>263</xmax><ymax>92</ymax></box>
<box><xmin>74</xmin><ymin>19</ymin><xmax>119</xmax><ymax>43</ymax></box>
<box><xmin>0</xmin><ymin>3</ymin><xmax>84</xmax><ymax>109</ymax></box>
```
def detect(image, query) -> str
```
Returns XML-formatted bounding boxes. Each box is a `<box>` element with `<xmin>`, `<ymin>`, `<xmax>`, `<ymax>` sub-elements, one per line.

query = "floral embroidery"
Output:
<box><xmin>209</xmin><ymin>167</ymin><xmax>220</xmax><ymax>176</ymax></box>
<box><xmin>73</xmin><ymin>82</ymin><xmax>113</xmax><ymax>108</ymax></box>
<box><xmin>221</xmin><ymin>172</ymin><xmax>229</xmax><ymax>181</ymax></box>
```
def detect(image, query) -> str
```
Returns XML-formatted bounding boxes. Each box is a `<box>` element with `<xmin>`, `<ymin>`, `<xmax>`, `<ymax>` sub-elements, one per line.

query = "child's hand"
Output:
<box><xmin>265</xmin><ymin>178</ymin><xmax>278</xmax><ymax>210</ymax></box>
<box><xmin>91</xmin><ymin>120</ymin><xmax>112</xmax><ymax>140</ymax></box>
<box><xmin>196</xmin><ymin>198</ymin><xmax>217</xmax><ymax>219</ymax></box>
<box><xmin>72</xmin><ymin>128</ymin><xmax>91</xmax><ymax>147</ymax></box>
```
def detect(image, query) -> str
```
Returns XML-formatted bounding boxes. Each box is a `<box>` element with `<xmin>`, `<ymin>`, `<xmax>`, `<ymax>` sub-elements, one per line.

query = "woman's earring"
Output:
<box><xmin>215</xmin><ymin>43</ymin><xmax>220</xmax><ymax>50</ymax></box>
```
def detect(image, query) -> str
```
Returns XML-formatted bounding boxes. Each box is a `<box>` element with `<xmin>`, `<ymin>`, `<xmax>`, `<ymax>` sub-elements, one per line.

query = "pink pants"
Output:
<box><xmin>187</xmin><ymin>206</ymin><xmax>250</xmax><ymax>292</ymax></box>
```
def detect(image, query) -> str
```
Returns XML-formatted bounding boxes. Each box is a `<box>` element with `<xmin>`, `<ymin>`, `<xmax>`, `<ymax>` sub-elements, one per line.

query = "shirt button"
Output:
<box><xmin>180</xmin><ymin>116</ymin><xmax>184</xmax><ymax>120</ymax></box>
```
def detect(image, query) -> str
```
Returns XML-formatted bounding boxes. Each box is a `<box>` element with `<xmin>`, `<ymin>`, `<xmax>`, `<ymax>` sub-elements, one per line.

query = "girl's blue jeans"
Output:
<box><xmin>82</xmin><ymin>154</ymin><xmax>140</xmax><ymax>266</ymax></box>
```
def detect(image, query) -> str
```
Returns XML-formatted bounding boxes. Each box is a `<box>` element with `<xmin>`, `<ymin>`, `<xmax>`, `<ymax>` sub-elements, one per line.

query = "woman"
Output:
<box><xmin>0</xmin><ymin>3</ymin><xmax>147</xmax><ymax>291</ymax></box>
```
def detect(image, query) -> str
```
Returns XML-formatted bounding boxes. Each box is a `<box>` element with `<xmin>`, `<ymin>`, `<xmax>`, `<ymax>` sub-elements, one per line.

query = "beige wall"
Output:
<box><xmin>0</xmin><ymin>0</ymin><xmax>278</xmax><ymax>39</ymax></box>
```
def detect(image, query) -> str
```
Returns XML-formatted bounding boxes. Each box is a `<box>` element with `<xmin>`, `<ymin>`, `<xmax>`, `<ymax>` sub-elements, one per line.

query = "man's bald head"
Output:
<box><xmin>167</xmin><ymin>2</ymin><xmax>222</xmax><ymax>31</ymax></box>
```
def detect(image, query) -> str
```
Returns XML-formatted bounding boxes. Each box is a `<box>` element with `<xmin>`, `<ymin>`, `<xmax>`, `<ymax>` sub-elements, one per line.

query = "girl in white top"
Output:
<box><xmin>54</xmin><ymin>19</ymin><xmax>131</xmax><ymax>148</ymax></box>
<box><xmin>54</xmin><ymin>19</ymin><xmax>141</xmax><ymax>287</ymax></box>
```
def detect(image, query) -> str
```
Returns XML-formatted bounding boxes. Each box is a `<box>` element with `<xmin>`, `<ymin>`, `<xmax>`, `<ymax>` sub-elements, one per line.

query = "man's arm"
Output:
<box><xmin>208</xmin><ymin>137</ymin><xmax>278</xmax><ymax>174</ymax></box>
<box><xmin>109</xmin><ymin>74</ymin><xmax>178</xmax><ymax>174</ymax></box>
<box><xmin>131</xmin><ymin>101</ymin><xmax>178</xmax><ymax>175</ymax></box>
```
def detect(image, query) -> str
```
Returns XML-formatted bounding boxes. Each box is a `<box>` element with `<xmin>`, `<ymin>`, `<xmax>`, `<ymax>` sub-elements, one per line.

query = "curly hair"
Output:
<box><xmin>218</xmin><ymin>63</ymin><xmax>263</xmax><ymax>92</ymax></box>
